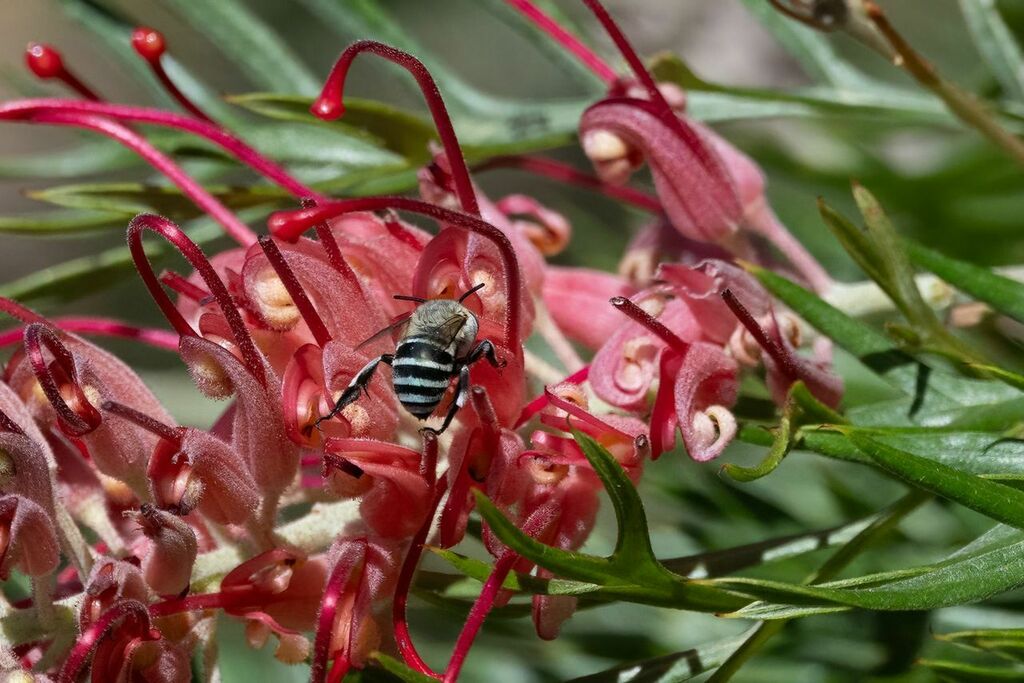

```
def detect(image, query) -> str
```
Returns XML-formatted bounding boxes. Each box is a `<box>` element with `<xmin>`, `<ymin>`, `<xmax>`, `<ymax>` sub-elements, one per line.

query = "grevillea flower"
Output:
<box><xmin>0</xmin><ymin>3</ymin><xmax>843</xmax><ymax>680</ymax></box>
<box><xmin>506</xmin><ymin>0</ymin><xmax>831</xmax><ymax>293</ymax></box>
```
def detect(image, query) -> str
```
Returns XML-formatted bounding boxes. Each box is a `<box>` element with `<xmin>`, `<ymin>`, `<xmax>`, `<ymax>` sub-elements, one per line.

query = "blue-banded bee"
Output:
<box><xmin>316</xmin><ymin>284</ymin><xmax>504</xmax><ymax>434</ymax></box>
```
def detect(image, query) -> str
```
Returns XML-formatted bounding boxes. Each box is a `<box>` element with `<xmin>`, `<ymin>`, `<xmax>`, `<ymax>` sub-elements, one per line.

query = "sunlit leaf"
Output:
<box><xmin>845</xmin><ymin>431</ymin><xmax>1024</xmax><ymax>529</ymax></box>
<box><xmin>905</xmin><ymin>238</ymin><xmax>1024</xmax><ymax>324</ymax></box>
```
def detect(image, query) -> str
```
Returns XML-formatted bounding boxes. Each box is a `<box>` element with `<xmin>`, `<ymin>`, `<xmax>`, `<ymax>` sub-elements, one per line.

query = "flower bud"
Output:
<box><xmin>127</xmin><ymin>504</ymin><xmax>198</xmax><ymax>596</ymax></box>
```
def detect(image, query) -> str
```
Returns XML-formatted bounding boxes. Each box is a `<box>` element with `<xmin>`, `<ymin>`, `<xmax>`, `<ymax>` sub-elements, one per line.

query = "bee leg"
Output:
<box><xmin>316</xmin><ymin>354</ymin><xmax>393</xmax><ymax>427</ymax></box>
<box><xmin>465</xmin><ymin>339</ymin><xmax>505</xmax><ymax>368</ymax></box>
<box><xmin>424</xmin><ymin>365</ymin><xmax>471</xmax><ymax>436</ymax></box>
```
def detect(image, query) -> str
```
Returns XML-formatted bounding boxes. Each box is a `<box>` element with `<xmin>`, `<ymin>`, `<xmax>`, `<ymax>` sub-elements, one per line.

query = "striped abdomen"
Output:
<box><xmin>392</xmin><ymin>335</ymin><xmax>455</xmax><ymax>419</ymax></box>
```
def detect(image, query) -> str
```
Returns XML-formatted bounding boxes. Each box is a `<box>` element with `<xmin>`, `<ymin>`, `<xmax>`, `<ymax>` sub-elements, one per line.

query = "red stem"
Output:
<box><xmin>609</xmin><ymin>296</ymin><xmax>689</xmax><ymax>355</ymax></box>
<box><xmin>258</xmin><ymin>236</ymin><xmax>333</xmax><ymax>348</ymax></box>
<box><xmin>101</xmin><ymin>400</ymin><xmax>181</xmax><ymax>444</ymax></box>
<box><xmin>300</xmin><ymin>197</ymin><xmax>364</xmax><ymax>289</ymax></box>
<box><xmin>159</xmin><ymin>270</ymin><xmax>212</xmax><ymax>302</ymax></box>
<box><xmin>393</xmin><ymin>480</ymin><xmax>447</xmax><ymax>679</ymax></box>
<box><xmin>504</xmin><ymin>0</ymin><xmax>618</xmax><ymax>84</ymax></box>
<box><xmin>131</xmin><ymin>27</ymin><xmax>214</xmax><ymax>122</ymax></box>
<box><xmin>27</xmin><ymin>110</ymin><xmax>257</xmax><ymax>245</ymax></box>
<box><xmin>313</xmin><ymin>40</ymin><xmax>479</xmax><ymax>216</ymax></box>
<box><xmin>0</xmin><ymin>317</ymin><xmax>178</xmax><ymax>351</ymax></box>
<box><xmin>443</xmin><ymin>551</ymin><xmax>519</xmax><ymax>682</ymax></box>
<box><xmin>127</xmin><ymin>214</ymin><xmax>268</xmax><ymax>386</ymax></box>
<box><xmin>0</xmin><ymin>99</ymin><xmax>318</xmax><ymax>200</ymax></box>
<box><xmin>515</xmin><ymin>365</ymin><xmax>590</xmax><ymax>428</ymax></box>
<box><xmin>475</xmin><ymin>155</ymin><xmax>661</xmax><ymax>211</ymax></box>
<box><xmin>721</xmin><ymin>288</ymin><xmax>801</xmax><ymax>380</ymax></box>
<box><xmin>0</xmin><ymin>297</ymin><xmax>46</xmax><ymax>326</ymax></box>
<box><xmin>269</xmin><ymin>198</ymin><xmax>523</xmax><ymax>350</ymax></box>
<box><xmin>25</xmin><ymin>43</ymin><xmax>101</xmax><ymax>101</ymax></box>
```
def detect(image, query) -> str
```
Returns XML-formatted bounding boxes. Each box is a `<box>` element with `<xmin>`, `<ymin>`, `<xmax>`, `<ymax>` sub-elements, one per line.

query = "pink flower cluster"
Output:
<box><xmin>0</xmin><ymin>2</ymin><xmax>841</xmax><ymax>681</ymax></box>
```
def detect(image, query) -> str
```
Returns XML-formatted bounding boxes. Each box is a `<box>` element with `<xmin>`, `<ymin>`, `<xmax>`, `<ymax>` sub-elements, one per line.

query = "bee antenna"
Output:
<box><xmin>458</xmin><ymin>282</ymin><xmax>486</xmax><ymax>303</ymax></box>
<box><xmin>393</xmin><ymin>294</ymin><xmax>428</xmax><ymax>304</ymax></box>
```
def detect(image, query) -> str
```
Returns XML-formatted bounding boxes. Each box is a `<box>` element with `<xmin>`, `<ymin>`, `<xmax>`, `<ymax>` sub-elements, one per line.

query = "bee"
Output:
<box><xmin>316</xmin><ymin>283</ymin><xmax>504</xmax><ymax>434</ymax></box>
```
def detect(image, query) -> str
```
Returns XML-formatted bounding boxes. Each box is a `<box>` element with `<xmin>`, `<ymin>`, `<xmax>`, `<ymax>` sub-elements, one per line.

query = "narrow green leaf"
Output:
<box><xmin>0</xmin><ymin>209</ymin><xmax>122</xmax><ymax>236</ymax></box>
<box><xmin>905</xmin><ymin>238</ymin><xmax>1024</xmax><ymax>324</ymax></box>
<box><xmin>0</xmin><ymin>223</ymin><xmax>224</xmax><ymax>305</ymax></box>
<box><xmin>846</xmin><ymin>431</ymin><xmax>1024</xmax><ymax>529</ymax></box>
<box><xmin>851</xmin><ymin>185</ymin><xmax>940</xmax><ymax>332</ymax></box>
<box><xmin>818</xmin><ymin>198</ymin><xmax>890</xmax><ymax>295</ymax></box>
<box><xmin>428</xmin><ymin>547</ymin><xmax>603</xmax><ymax>596</ymax></box>
<box><xmin>749</xmin><ymin>265</ymin><xmax>956</xmax><ymax>408</ymax></box>
<box><xmin>0</xmin><ymin>139</ymin><xmax>140</xmax><ymax>179</ymax></box>
<box><xmin>228</xmin><ymin>94</ymin><xmax>436</xmax><ymax>162</ymax></box>
<box><xmin>26</xmin><ymin>183</ymin><xmax>282</xmax><ymax>218</ymax></box>
<box><xmin>921</xmin><ymin>658</ymin><xmax>1024</xmax><ymax>681</ymax></box>
<box><xmin>713</xmin><ymin>524</ymin><xmax>1024</xmax><ymax>616</ymax></box>
<box><xmin>723</xmin><ymin>414</ymin><xmax>793</xmax><ymax>482</ymax></box>
<box><xmin>567</xmin><ymin>629</ymin><xmax>757</xmax><ymax>683</ymax></box>
<box><xmin>367</xmin><ymin>653</ymin><xmax>438</xmax><ymax>683</ymax></box>
<box><xmin>472</xmin><ymin>490</ymin><xmax>617</xmax><ymax>585</ymax></box>
<box><xmin>959</xmin><ymin>0</ymin><xmax>1024</xmax><ymax>101</ymax></box>
<box><xmin>799</xmin><ymin>429</ymin><xmax>1024</xmax><ymax>478</ymax></box>
<box><xmin>939</xmin><ymin>629</ymin><xmax>1024</xmax><ymax>661</ymax></box>
<box><xmin>571</xmin><ymin>429</ymin><xmax>658</xmax><ymax>566</ymax></box>
<box><xmin>163</xmin><ymin>0</ymin><xmax>319</xmax><ymax>95</ymax></box>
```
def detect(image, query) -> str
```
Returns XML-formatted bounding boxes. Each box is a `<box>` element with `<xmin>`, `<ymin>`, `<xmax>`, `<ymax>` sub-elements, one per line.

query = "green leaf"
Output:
<box><xmin>959</xmin><ymin>0</ymin><xmax>1024</xmax><ymax>102</ymax></box>
<box><xmin>228</xmin><ymin>94</ymin><xmax>437</xmax><ymax>162</ymax></box>
<box><xmin>905</xmin><ymin>238</ymin><xmax>1024</xmax><ymax>324</ymax></box>
<box><xmin>566</xmin><ymin>629</ymin><xmax>757</xmax><ymax>683</ymax></box>
<box><xmin>0</xmin><ymin>139</ymin><xmax>140</xmax><ymax>179</ymax></box>
<box><xmin>723</xmin><ymin>411</ymin><xmax>793</xmax><ymax>482</ymax></box>
<box><xmin>472</xmin><ymin>490</ymin><xmax>617</xmax><ymax>586</ymax></box>
<box><xmin>26</xmin><ymin>183</ymin><xmax>282</xmax><ymax>218</ymax></box>
<box><xmin>796</xmin><ymin>429</ymin><xmax>1024</xmax><ymax>478</ymax></box>
<box><xmin>0</xmin><ymin>222</ymin><xmax>224</xmax><ymax>306</ymax></box>
<box><xmin>850</xmin><ymin>185</ymin><xmax>941</xmax><ymax>333</ymax></box>
<box><xmin>845</xmin><ymin>431</ymin><xmax>1024</xmax><ymax>529</ymax></box>
<box><xmin>230</xmin><ymin>91</ymin><xmax>584</xmax><ymax>158</ymax></box>
<box><xmin>921</xmin><ymin>658</ymin><xmax>1024</xmax><ymax>681</ymax></box>
<box><xmin>938</xmin><ymin>629</ymin><xmax>1024</xmax><ymax>661</ymax></box>
<box><xmin>428</xmin><ymin>547</ymin><xmax>603</xmax><ymax>597</ymax></box>
<box><xmin>714</xmin><ymin>523</ymin><xmax>1024</xmax><ymax>617</ymax></box>
<box><xmin>367</xmin><ymin>653</ymin><xmax>438</xmax><ymax>683</ymax></box>
<box><xmin>0</xmin><ymin>209</ymin><xmax>122</xmax><ymax>236</ymax></box>
<box><xmin>571</xmin><ymin>430</ymin><xmax>658</xmax><ymax>566</ymax></box>
<box><xmin>163</xmin><ymin>0</ymin><xmax>320</xmax><ymax>95</ymax></box>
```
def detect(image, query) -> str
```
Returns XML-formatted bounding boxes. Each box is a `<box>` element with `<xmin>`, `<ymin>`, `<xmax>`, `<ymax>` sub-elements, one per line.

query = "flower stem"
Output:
<box><xmin>54</xmin><ymin>500</ymin><xmax>95</xmax><ymax>578</ymax></box>
<box><xmin>863</xmin><ymin>1</ymin><xmax>1024</xmax><ymax>167</ymax></box>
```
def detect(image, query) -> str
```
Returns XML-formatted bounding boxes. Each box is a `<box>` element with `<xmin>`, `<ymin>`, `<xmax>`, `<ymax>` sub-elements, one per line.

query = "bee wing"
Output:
<box><xmin>436</xmin><ymin>312</ymin><xmax>469</xmax><ymax>346</ymax></box>
<box><xmin>355</xmin><ymin>313</ymin><xmax>413</xmax><ymax>351</ymax></box>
